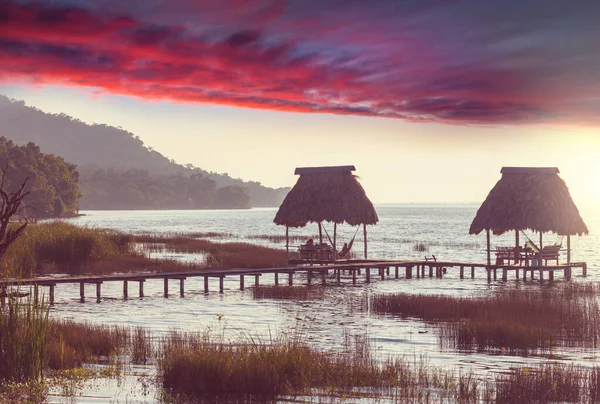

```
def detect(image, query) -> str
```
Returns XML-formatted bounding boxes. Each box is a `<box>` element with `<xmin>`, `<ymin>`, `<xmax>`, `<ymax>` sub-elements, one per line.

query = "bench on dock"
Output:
<box><xmin>495</xmin><ymin>247</ymin><xmax>520</xmax><ymax>265</ymax></box>
<box><xmin>541</xmin><ymin>245</ymin><xmax>561</xmax><ymax>265</ymax></box>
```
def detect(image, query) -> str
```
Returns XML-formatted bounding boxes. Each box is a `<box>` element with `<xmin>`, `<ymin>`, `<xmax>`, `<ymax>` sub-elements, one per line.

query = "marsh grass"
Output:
<box><xmin>157</xmin><ymin>330</ymin><xmax>485</xmax><ymax>402</ymax></box>
<box><xmin>0</xmin><ymin>222</ymin><xmax>136</xmax><ymax>277</ymax></box>
<box><xmin>252</xmin><ymin>285</ymin><xmax>325</xmax><ymax>300</ymax></box>
<box><xmin>413</xmin><ymin>242</ymin><xmax>428</xmax><ymax>252</ymax></box>
<box><xmin>0</xmin><ymin>295</ymin><xmax>48</xmax><ymax>381</ymax></box>
<box><xmin>494</xmin><ymin>364</ymin><xmax>600</xmax><ymax>404</ymax></box>
<box><xmin>372</xmin><ymin>284</ymin><xmax>600</xmax><ymax>353</ymax></box>
<box><xmin>131</xmin><ymin>326</ymin><xmax>153</xmax><ymax>365</ymax></box>
<box><xmin>134</xmin><ymin>234</ymin><xmax>287</xmax><ymax>269</ymax></box>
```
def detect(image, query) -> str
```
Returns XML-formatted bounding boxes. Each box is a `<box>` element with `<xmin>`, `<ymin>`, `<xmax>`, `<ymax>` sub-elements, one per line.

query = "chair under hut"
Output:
<box><xmin>469</xmin><ymin>167</ymin><xmax>588</xmax><ymax>268</ymax></box>
<box><xmin>274</xmin><ymin>165</ymin><xmax>379</xmax><ymax>263</ymax></box>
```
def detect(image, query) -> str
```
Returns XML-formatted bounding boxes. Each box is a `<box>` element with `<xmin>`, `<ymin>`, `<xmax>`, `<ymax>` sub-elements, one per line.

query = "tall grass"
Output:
<box><xmin>134</xmin><ymin>234</ymin><xmax>287</xmax><ymax>269</ymax></box>
<box><xmin>0</xmin><ymin>295</ymin><xmax>49</xmax><ymax>381</ymax></box>
<box><xmin>371</xmin><ymin>284</ymin><xmax>600</xmax><ymax>353</ymax></box>
<box><xmin>0</xmin><ymin>222</ymin><xmax>135</xmax><ymax>277</ymax></box>
<box><xmin>252</xmin><ymin>286</ymin><xmax>325</xmax><ymax>300</ymax></box>
<box><xmin>157</xmin><ymin>331</ymin><xmax>482</xmax><ymax>402</ymax></box>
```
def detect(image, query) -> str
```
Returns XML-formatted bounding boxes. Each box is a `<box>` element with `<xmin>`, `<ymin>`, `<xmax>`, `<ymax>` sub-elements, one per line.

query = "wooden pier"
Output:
<box><xmin>0</xmin><ymin>259</ymin><xmax>588</xmax><ymax>305</ymax></box>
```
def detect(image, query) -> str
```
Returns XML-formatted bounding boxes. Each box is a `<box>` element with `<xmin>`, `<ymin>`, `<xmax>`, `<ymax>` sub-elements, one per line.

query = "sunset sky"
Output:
<box><xmin>1</xmin><ymin>0</ymin><xmax>599</xmax><ymax>203</ymax></box>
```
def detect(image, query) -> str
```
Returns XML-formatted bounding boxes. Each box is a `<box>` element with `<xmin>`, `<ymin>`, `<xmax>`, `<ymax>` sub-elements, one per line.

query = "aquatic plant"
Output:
<box><xmin>371</xmin><ymin>284</ymin><xmax>600</xmax><ymax>353</ymax></box>
<box><xmin>0</xmin><ymin>294</ymin><xmax>49</xmax><ymax>381</ymax></box>
<box><xmin>251</xmin><ymin>285</ymin><xmax>325</xmax><ymax>300</ymax></box>
<box><xmin>0</xmin><ymin>221</ymin><xmax>135</xmax><ymax>277</ymax></box>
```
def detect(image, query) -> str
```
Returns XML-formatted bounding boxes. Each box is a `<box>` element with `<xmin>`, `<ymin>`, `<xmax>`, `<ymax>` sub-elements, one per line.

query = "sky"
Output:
<box><xmin>1</xmin><ymin>0</ymin><xmax>600</xmax><ymax>204</ymax></box>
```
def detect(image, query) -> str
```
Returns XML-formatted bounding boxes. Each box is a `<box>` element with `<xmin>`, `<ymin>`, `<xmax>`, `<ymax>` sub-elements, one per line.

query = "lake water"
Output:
<box><xmin>45</xmin><ymin>205</ymin><xmax>600</xmax><ymax>403</ymax></box>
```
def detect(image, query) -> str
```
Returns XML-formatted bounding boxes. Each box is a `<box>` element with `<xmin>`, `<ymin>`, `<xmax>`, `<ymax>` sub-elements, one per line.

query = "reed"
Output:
<box><xmin>0</xmin><ymin>222</ymin><xmax>136</xmax><ymax>277</ymax></box>
<box><xmin>134</xmin><ymin>234</ymin><xmax>287</xmax><ymax>269</ymax></box>
<box><xmin>371</xmin><ymin>285</ymin><xmax>600</xmax><ymax>352</ymax></box>
<box><xmin>131</xmin><ymin>326</ymin><xmax>153</xmax><ymax>365</ymax></box>
<box><xmin>45</xmin><ymin>319</ymin><xmax>130</xmax><ymax>369</ymax></box>
<box><xmin>495</xmin><ymin>364</ymin><xmax>587</xmax><ymax>404</ymax></box>
<box><xmin>0</xmin><ymin>295</ymin><xmax>49</xmax><ymax>381</ymax></box>
<box><xmin>413</xmin><ymin>242</ymin><xmax>428</xmax><ymax>252</ymax></box>
<box><xmin>157</xmin><ymin>330</ymin><xmax>482</xmax><ymax>402</ymax></box>
<box><xmin>252</xmin><ymin>286</ymin><xmax>325</xmax><ymax>300</ymax></box>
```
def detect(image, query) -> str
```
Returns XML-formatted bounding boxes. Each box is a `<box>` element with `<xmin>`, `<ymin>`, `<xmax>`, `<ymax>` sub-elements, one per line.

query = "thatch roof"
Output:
<box><xmin>470</xmin><ymin>167</ymin><xmax>588</xmax><ymax>236</ymax></box>
<box><xmin>274</xmin><ymin>166</ymin><xmax>379</xmax><ymax>228</ymax></box>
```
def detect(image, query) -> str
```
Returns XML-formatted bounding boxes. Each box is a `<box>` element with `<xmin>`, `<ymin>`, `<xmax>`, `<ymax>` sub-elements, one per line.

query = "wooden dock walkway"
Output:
<box><xmin>0</xmin><ymin>259</ymin><xmax>588</xmax><ymax>304</ymax></box>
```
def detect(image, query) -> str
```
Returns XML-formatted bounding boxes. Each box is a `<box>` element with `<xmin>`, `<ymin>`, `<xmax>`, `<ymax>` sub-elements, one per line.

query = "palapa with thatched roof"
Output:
<box><xmin>274</xmin><ymin>165</ymin><xmax>378</xmax><ymax>261</ymax></box>
<box><xmin>470</xmin><ymin>167</ymin><xmax>588</xmax><ymax>265</ymax></box>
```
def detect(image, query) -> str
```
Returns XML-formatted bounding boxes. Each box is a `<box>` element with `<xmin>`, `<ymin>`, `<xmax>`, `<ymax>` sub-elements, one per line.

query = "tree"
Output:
<box><xmin>0</xmin><ymin>166</ymin><xmax>29</xmax><ymax>261</ymax></box>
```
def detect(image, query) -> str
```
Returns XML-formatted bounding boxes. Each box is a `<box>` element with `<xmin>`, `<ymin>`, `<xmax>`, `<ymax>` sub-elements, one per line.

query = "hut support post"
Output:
<box><xmin>515</xmin><ymin>230</ymin><xmax>520</xmax><ymax>264</ymax></box>
<box><xmin>363</xmin><ymin>224</ymin><xmax>368</xmax><ymax>259</ymax></box>
<box><xmin>486</xmin><ymin>229</ymin><xmax>491</xmax><ymax>266</ymax></box>
<box><xmin>318</xmin><ymin>222</ymin><xmax>323</xmax><ymax>244</ymax></box>
<box><xmin>333</xmin><ymin>223</ymin><xmax>337</xmax><ymax>261</ymax></box>
<box><xmin>538</xmin><ymin>232</ymin><xmax>543</xmax><ymax>280</ymax></box>
<box><xmin>567</xmin><ymin>235</ymin><xmax>571</xmax><ymax>264</ymax></box>
<box><xmin>285</xmin><ymin>226</ymin><xmax>289</xmax><ymax>263</ymax></box>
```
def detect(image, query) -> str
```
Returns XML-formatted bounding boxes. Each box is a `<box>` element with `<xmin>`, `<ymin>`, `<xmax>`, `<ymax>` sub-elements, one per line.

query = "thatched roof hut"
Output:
<box><xmin>470</xmin><ymin>167</ymin><xmax>588</xmax><ymax>236</ymax></box>
<box><xmin>274</xmin><ymin>166</ymin><xmax>378</xmax><ymax>228</ymax></box>
<box><xmin>274</xmin><ymin>165</ymin><xmax>378</xmax><ymax>261</ymax></box>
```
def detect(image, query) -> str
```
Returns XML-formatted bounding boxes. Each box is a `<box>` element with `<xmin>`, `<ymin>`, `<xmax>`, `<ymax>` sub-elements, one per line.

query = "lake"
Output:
<box><xmin>45</xmin><ymin>205</ymin><xmax>600</xmax><ymax>403</ymax></box>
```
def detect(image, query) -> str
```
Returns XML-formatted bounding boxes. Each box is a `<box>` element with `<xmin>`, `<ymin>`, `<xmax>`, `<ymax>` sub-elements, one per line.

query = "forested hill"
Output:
<box><xmin>0</xmin><ymin>95</ymin><xmax>289</xmax><ymax>208</ymax></box>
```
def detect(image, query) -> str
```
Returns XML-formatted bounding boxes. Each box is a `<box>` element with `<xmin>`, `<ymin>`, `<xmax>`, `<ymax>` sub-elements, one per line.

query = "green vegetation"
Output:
<box><xmin>0</xmin><ymin>297</ymin><xmax>48</xmax><ymax>382</ymax></box>
<box><xmin>371</xmin><ymin>283</ymin><xmax>600</xmax><ymax>353</ymax></box>
<box><xmin>0</xmin><ymin>137</ymin><xmax>80</xmax><ymax>217</ymax></box>
<box><xmin>0</xmin><ymin>221</ymin><xmax>134</xmax><ymax>277</ymax></box>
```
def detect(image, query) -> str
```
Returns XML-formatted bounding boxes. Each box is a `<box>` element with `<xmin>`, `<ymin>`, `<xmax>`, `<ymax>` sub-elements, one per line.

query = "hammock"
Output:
<box><xmin>520</xmin><ymin>231</ymin><xmax>563</xmax><ymax>252</ymax></box>
<box><xmin>322</xmin><ymin>224</ymin><xmax>361</xmax><ymax>258</ymax></box>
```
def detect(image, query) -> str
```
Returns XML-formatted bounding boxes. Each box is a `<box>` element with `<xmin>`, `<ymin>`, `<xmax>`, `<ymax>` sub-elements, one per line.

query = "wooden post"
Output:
<box><xmin>493</xmin><ymin>268</ymin><xmax>497</xmax><ymax>280</ymax></box>
<box><xmin>96</xmin><ymin>282</ymin><xmax>101</xmax><ymax>302</ymax></box>
<box><xmin>34</xmin><ymin>285</ymin><xmax>39</xmax><ymax>304</ymax></box>
<box><xmin>515</xmin><ymin>230</ymin><xmax>520</xmax><ymax>260</ymax></box>
<box><xmin>164</xmin><ymin>278</ymin><xmax>169</xmax><ymax>297</ymax></box>
<box><xmin>180</xmin><ymin>278</ymin><xmax>185</xmax><ymax>297</ymax></box>
<box><xmin>274</xmin><ymin>272</ymin><xmax>279</xmax><ymax>285</ymax></box>
<box><xmin>549</xmin><ymin>270</ymin><xmax>554</xmax><ymax>282</ymax></box>
<box><xmin>219</xmin><ymin>276</ymin><xmax>224</xmax><ymax>293</ymax></box>
<box><xmin>307</xmin><ymin>270</ymin><xmax>312</xmax><ymax>284</ymax></box>
<box><xmin>471</xmin><ymin>266</ymin><xmax>475</xmax><ymax>278</ymax></box>
<box><xmin>395</xmin><ymin>266</ymin><xmax>399</xmax><ymax>279</ymax></box>
<box><xmin>460</xmin><ymin>266</ymin><xmax>464</xmax><ymax>279</ymax></box>
<box><xmin>405</xmin><ymin>266</ymin><xmax>410</xmax><ymax>279</ymax></box>
<box><xmin>366</xmin><ymin>268</ymin><xmax>370</xmax><ymax>283</ymax></box>
<box><xmin>204</xmin><ymin>276</ymin><xmax>209</xmax><ymax>293</ymax></box>
<box><xmin>429</xmin><ymin>266</ymin><xmax>433</xmax><ymax>277</ymax></box>
<box><xmin>80</xmin><ymin>282</ymin><xmax>85</xmax><ymax>303</ymax></box>
<box><xmin>285</xmin><ymin>226</ymin><xmax>290</xmax><ymax>263</ymax></box>
<box><xmin>567</xmin><ymin>235</ymin><xmax>571</xmax><ymax>264</ymax></box>
<box><xmin>322</xmin><ymin>270</ymin><xmax>327</xmax><ymax>285</ymax></box>
<box><xmin>352</xmin><ymin>269</ymin><xmax>357</xmax><ymax>285</ymax></box>
<box><xmin>139</xmin><ymin>280</ymin><xmax>144</xmax><ymax>297</ymax></box>
<box><xmin>538</xmin><ymin>232</ymin><xmax>543</xmax><ymax>276</ymax></box>
<box><xmin>583</xmin><ymin>263</ymin><xmax>587</xmax><ymax>277</ymax></box>
<box><xmin>363</xmin><ymin>224</ymin><xmax>368</xmax><ymax>259</ymax></box>
<box><xmin>288</xmin><ymin>272</ymin><xmax>293</xmax><ymax>286</ymax></box>
<box><xmin>49</xmin><ymin>284</ymin><xmax>55</xmax><ymax>305</ymax></box>
<box><xmin>380</xmin><ymin>268</ymin><xmax>385</xmax><ymax>280</ymax></box>
<box><xmin>486</xmin><ymin>229</ymin><xmax>491</xmax><ymax>266</ymax></box>
<box><xmin>255</xmin><ymin>274</ymin><xmax>260</xmax><ymax>287</ymax></box>
<box><xmin>123</xmin><ymin>281</ymin><xmax>128</xmax><ymax>299</ymax></box>
<box><xmin>336</xmin><ymin>270</ymin><xmax>341</xmax><ymax>283</ymax></box>
<box><xmin>318</xmin><ymin>222</ymin><xmax>323</xmax><ymax>244</ymax></box>
<box><xmin>502</xmin><ymin>268</ymin><xmax>507</xmax><ymax>281</ymax></box>
<box><xmin>487</xmin><ymin>268</ymin><xmax>491</xmax><ymax>282</ymax></box>
<box><xmin>240</xmin><ymin>275</ymin><xmax>244</xmax><ymax>291</ymax></box>
<box><xmin>333</xmin><ymin>222</ymin><xmax>337</xmax><ymax>261</ymax></box>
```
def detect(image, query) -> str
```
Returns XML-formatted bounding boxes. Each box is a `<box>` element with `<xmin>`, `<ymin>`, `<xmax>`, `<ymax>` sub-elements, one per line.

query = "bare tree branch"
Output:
<box><xmin>0</xmin><ymin>164</ymin><xmax>29</xmax><ymax>262</ymax></box>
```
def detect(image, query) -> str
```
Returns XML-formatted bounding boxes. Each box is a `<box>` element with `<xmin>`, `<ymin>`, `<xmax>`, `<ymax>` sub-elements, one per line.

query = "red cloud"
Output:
<box><xmin>0</xmin><ymin>1</ymin><xmax>597</xmax><ymax>125</ymax></box>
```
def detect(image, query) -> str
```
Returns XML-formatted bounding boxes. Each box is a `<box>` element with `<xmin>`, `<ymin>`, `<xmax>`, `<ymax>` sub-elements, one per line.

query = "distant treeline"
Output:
<box><xmin>79</xmin><ymin>166</ymin><xmax>251</xmax><ymax>210</ymax></box>
<box><xmin>0</xmin><ymin>95</ymin><xmax>289</xmax><ymax>207</ymax></box>
<box><xmin>0</xmin><ymin>137</ymin><xmax>80</xmax><ymax>217</ymax></box>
